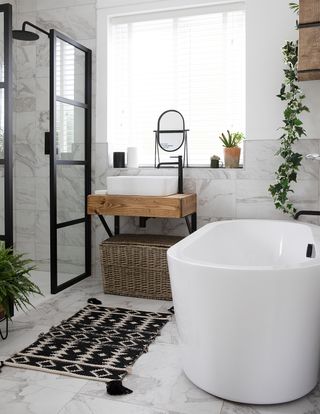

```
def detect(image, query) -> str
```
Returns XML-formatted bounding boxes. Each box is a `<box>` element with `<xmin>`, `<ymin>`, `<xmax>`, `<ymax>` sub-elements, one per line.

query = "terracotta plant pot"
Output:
<box><xmin>224</xmin><ymin>147</ymin><xmax>241</xmax><ymax>168</ymax></box>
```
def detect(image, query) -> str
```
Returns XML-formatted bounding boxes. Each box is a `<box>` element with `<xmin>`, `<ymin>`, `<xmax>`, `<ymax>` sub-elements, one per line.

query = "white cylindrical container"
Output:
<box><xmin>127</xmin><ymin>147</ymin><xmax>138</xmax><ymax>168</ymax></box>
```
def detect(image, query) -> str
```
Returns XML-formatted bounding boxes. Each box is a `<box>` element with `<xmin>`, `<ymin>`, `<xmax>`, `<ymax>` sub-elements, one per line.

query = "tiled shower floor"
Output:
<box><xmin>0</xmin><ymin>275</ymin><xmax>320</xmax><ymax>414</ymax></box>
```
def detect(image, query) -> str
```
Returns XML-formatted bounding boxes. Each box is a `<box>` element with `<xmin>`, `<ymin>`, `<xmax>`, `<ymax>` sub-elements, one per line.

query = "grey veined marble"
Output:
<box><xmin>1</xmin><ymin>276</ymin><xmax>320</xmax><ymax>414</ymax></box>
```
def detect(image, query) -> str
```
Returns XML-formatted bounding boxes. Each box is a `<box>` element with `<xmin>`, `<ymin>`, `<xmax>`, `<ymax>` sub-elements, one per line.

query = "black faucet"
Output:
<box><xmin>294</xmin><ymin>210</ymin><xmax>320</xmax><ymax>220</ymax></box>
<box><xmin>157</xmin><ymin>155</ymin><xmax>183</xmax><ymax>194</ymax></box>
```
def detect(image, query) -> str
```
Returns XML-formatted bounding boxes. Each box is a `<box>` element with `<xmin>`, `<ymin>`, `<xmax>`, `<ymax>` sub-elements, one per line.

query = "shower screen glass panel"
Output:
<box><xmin>56</xmin><ymin>101</ymin><xmax>85</xmax><ymax>160</ymax></box>
<box><xmin>56</xmin><ymin>38</ymin><xmax>85</xmax><ymax>103</ymax></box>
<box><xmin>57</xmin><ymin>222</ymin><xmax>85</xmax><ymax>286</ymax></box>
<box><xmin>56</xmin><ymin>164</ymin><xmax>85</xmax><ymax>223</ymax></box>
<box><xmin>0</xmin><ymin>13</ymin><xmax>4</xmax><ymax>82</ymax></box>
<box><xmin>0</xmin><ymin>14</ymin><xmax>3</xmax><ymax>239</ymax></box>
<box><xmin>0</xmin><ymin>89</ymin><xmax>4</xmax><ymax>158</ymax></box>
<box><xmin>0</xmin><ymin>166</ymin><xmax>4</xmax><ymax>235</ymax></box>
<box><xmin>50</xmin><ymin>29</ymin><xmax>91</xmax><ymax>294</ymax></box>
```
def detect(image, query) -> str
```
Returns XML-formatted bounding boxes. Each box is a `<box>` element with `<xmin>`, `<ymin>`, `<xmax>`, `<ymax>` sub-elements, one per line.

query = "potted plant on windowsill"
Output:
<box><xmin>0</xmin><ymin>246</ymin><xmax>41</xmax><ymax>322</ymax></box>
<box><xmin>219</xmin><ymin>130</ymin><xmax>244</xmax><ymax>168</ymax></box>
<box><xmin>210</xmin><ymin>155</ymin><xmax>221</xmax><ymax>168</ymax></box>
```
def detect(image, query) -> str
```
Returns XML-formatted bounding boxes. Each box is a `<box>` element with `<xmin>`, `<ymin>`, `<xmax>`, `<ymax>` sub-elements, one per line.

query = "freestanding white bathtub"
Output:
<box><xmin>167</xmin><ymin>219</ymin><xmax>320</xmax><ymax>404</ymax></box>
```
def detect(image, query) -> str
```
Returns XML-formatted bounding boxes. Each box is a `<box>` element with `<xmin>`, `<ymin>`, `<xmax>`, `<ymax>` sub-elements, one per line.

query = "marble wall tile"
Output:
<box><xmin>14</xmin><ymin>143</ymin><xmax>37</xmax><ymax>177</ymax></box>
<box><xmin>36</xmin><ymin>5</ymin><xmax>96</xmax><ymax>41</ymax></box>
<box><xmin>36</xmin><ymin>0</ymin><xmax>96</xmax><ymax>11</ymax></box>
<box><xmin>16</xmin><ymin>0</ymin><xmax>36</xmax><ymax>13</ymax></box>
<box><xmin>57</xmin><ymin>244</ymin><xmax>86</xmax><ymax>275</ymax></box>
<box><xmin>197</xmin><ymin>179</ymin><xmax>236</xmax><ymax>218</ymax></box>
<box><xmin>15</xmin><ymin>210</ymin><xmax>36</xmax><ymax>242</ymax></box>
<box><xmin>14</xmin><ymin>176</ymin><xmax>36</xmax><ymax>209</ymax></box>
<box><xmin>35</xmin><ymin>142</ymin><xmax>50</xmax><ymax>178</ymax></box>
<box><xmin>37</xmin><ymin>110</ymin><xmax>49</xmax><ymax>132</ymax></box>
<box><xmin>14</xmin><ymin>111</ymin><xmax>37</xmax><ymax>145</ymax></box>
<box><xmin>56</xmin><ymin>166</ymin><xmax>85</xmax><ymax>222</ymax></box>
<box><xmin>14</xmin><ymin>78</ymin><xmax>36</xmax><ymax>112</ymax></box>
<box><xmin>35</xmin><ymin>37</ymin><xmax>49</xmax><ymax>78</ymax></box>
<box><xmin>15</xmin><ymin>44</ymin><xmax>36</xmax><ymax>79</ymax></box>
<box><xmin>57</xmin><ymin>223</ymin><xmax>86</xmax><ymax>248</ymax></box>
<box><xmin>15</xmin><ymin>240</ymin><xmax>36</xmax><ymax>259</ymax></box>
<box><xmin>235</xmin><ymin>180</ymin><xmax>287</xmax><ymax>220</ymax></box>
<box><xmin>35</xmin><ymin>77</ymin><xmax>49</xmax><ymax>112</ymax></box>
<box><xmin>93</xmin><ymin>142</ymin><xmax>108</xmax><ymax>190</ymax></box>
<box><xmin>35</xmin><ymin>210</ymin><xmax>50</xmax><ymax>246</ymax></box>
<box><xmin>291</xmin><ymin>180</ymin><xmax>319</xmax><ymax>202</ymax></box>
<box><xmin>35</xmin><ymin>177</ymin><xmax>49</xmax><ymax>211</ymax></box>
<box><xmin>35</xmin><ymin>242</ymin><xmax>50</xmax><ymax>271</ymax></box>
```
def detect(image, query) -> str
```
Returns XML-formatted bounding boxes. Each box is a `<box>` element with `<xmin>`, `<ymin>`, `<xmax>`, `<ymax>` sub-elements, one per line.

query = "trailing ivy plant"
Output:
<box><xmin>268</xmin><ymin>4</ymin><xmax>309</xmax><ymax>216</ymax></box>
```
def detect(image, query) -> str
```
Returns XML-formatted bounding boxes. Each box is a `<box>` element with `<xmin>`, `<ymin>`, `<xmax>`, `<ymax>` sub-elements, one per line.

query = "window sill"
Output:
<box><xmin>110</xmin><ymin>165</ymin><xmax>244</xmax><ymax>169</ymax></box>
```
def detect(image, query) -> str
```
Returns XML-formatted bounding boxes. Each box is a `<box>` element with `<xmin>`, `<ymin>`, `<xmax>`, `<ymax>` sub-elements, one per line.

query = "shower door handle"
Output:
<box><xmin>44</xmin><ymin>132</ymin><xmax>50</xmax><ymax>154</ymax></box>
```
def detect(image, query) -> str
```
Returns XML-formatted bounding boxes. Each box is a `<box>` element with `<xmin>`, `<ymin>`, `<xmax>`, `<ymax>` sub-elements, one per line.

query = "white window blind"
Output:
<box><xmin>108</xmin><ymin>3</ymin><xmax>245</xmax><ymax>166</ymax></box>
<box><xmin>56</xmin><ymin>39</ymin><xmax>75</xmax><ymax>154</ymax></box>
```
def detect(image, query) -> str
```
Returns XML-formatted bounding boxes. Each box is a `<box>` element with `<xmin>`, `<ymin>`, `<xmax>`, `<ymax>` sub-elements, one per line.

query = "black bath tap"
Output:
<box><xmin>294</xmin><ymin>210</ymin><xmax>320</xmax><ymax>220</ymax></box>
<box><xmin>157</xmin><ymin>155</ymin><xmax>183</xmax><ymax>194</ymax></box>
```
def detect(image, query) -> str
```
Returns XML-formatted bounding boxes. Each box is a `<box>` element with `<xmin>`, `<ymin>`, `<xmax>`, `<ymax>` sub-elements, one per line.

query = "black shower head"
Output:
<box><xmin>12</xmin><ymin>30</ymin><xmax>39</xmax><ymax>41</ymax></box>
<box><xmin>12</xmin><ymin>21</ymin><xmax>49</xmax><ymax>41</ymax></box>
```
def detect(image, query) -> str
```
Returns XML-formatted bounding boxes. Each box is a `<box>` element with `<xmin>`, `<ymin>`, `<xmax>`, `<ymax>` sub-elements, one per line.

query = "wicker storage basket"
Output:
<box><xmin>100</xmin><ymin>234</ymin><xmax>183</xmax><ymax>300</ymax></box>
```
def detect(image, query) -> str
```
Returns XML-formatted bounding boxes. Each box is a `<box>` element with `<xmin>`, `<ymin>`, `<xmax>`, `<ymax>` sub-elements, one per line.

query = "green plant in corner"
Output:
<box><xmin>269</xmin><ymin>4</ymin><xmax>309</xmax><ymax>216</ymax></box>
<box><xmin>0</xmin><ymin>246</ymin><xmax>41</xmax><ymax>319</ymax></box>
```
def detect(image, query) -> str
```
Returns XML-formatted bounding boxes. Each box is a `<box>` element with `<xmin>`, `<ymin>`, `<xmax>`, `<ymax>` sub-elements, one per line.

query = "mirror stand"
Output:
<box><xmin>153</xmin><ymin>109</ymin><xmax>189</xmax><ymax>167</ymax></box>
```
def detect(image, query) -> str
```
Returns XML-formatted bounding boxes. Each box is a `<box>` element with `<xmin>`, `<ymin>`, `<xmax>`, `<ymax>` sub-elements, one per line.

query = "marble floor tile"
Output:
<box><xmin>0</xmin><ymin>377</ymin><xmax>76</xmax><ymax>414</ymax></box>
<box><xmin>78</xmin><ymin>342</ymin><xmax>223</xmax><ymax>414</ymax></box>
<box><xmin>59</xmin><ymin>394</ymin><xmax>170</xmax><ymax>414</ymax></box>
<box><xmin>221</xmin><ymin>384</ymin><xmax>320</xmax><ymax>414</ymax></box>
<box><xmin>1</xmin><ymin>275</ymin><xmax>320</xmax><ymax>414</ymax></box>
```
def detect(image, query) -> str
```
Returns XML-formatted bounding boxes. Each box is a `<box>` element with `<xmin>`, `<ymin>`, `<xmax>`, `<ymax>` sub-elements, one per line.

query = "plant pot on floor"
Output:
<box><xmin>224</xmin><ymin>147</ymin><xmax>241</xmax><ymax>168</ymax></box>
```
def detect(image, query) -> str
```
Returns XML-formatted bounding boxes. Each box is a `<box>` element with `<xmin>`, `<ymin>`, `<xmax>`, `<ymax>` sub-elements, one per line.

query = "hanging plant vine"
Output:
<box><xmin>268</xmin><ymin>3</ymin><xmax>309</xmax><ymax>216</ymax></box>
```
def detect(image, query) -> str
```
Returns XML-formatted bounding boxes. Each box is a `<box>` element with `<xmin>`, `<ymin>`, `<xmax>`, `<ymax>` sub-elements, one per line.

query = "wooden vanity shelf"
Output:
<box><xmin>87</xmin><ymin>193</ymin><xmax>197</xmax><ymax>236</ymax></box>
<box><xmin>298</xmin><ymin>0</ymin><xmax>320</xmax><ymax>81</ymax></box>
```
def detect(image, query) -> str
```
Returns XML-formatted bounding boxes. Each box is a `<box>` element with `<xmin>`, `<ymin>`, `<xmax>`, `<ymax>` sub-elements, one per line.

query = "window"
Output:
<box><xmin>108</xmin><ymin>3</ymin><xmax>245</xmax><ymax>166</ymax></box>
<box><xmin>56</xmin><ymin>39</ymin><xmax>75</xmax><ymax>155</ymax></box>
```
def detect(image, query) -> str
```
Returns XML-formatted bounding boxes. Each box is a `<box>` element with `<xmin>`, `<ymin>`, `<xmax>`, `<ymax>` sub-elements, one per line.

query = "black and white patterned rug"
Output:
<box><xmin>4</xmin><ymin>303</ymin><xmax>170</xmax><ymax>392</ymax></box>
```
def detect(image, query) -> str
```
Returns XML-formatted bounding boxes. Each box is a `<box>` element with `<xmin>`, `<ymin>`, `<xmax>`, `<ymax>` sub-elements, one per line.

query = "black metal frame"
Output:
<box><xmin>98</xmin><ymin>212</ymin><xmax>197</xmax><ymax>237</ymax></box>
<box><xmin>21</xmin><ymin>21</ymin><xmax>49</xmax><ymax>37</ymax></box>
<box><xmin>294</xmin><ymin>210</ymin><xmax>320</xmax><ymax>220</ymax></box>
<box><xmin>0</xmin><ymin>4</ymin><xmax>13</xmax><ymax>249</ymax></box>
<box><xmin>0</xmin><ymin>4</ymin><xmax>12</xmax><ymax>338</ymax></box>
<box><xmin>49</xmin><ymin>29</ymin><xmax>91</xmax><ymax>294</ymax></box>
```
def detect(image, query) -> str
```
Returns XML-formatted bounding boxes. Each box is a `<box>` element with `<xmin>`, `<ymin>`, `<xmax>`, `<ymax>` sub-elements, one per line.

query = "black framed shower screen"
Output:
<box><xmin>0</xmin><ymin>3</ymin><xmax>12</xmax><ymax>249</ymax></box>
<box><xmin>49</xmin><ymin>29</ymin><xmax>91</xmax><ymax>293</ymax></box>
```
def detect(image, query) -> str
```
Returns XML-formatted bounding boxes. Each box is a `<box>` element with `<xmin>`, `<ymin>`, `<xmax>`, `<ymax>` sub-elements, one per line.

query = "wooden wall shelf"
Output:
<box><xmin>298</xmin><ymin>0</ymin><xmax>320</xmax><ymax>81</ymax></box>
<box><xmin>87</xmin><ymin>193</ymin><xmax>197</xmax><ymax>219</ymax></box>
<box><xmin>87</xmin><ymin>193</ymin><xmax>197</xmax><ymax>236</ymax></box>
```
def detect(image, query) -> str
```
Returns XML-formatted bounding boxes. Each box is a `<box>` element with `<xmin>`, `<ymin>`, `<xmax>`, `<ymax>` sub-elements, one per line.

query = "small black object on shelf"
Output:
<box><xmin>113</xmin><ymin>152</ymin><xmax>125</xmax><ymax>168</ymax></box>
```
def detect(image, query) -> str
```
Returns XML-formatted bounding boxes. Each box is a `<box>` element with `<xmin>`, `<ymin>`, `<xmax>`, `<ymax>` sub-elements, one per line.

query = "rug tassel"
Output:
<box><xmin>106</xmin><ymin>380</ymin><xmax>133</xmax><ymax>395</ymax></box>
<box><xmin>168</xmin><ymin>306</ymin><xmax>174</xmax><ymax>314</ymax></box>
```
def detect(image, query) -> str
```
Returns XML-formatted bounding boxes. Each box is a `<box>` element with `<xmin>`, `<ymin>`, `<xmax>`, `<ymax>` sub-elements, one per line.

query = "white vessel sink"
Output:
<box><xmin>107</xmin><ymin>176</ymin><xmax>178</xmax><ymax>196</ymax></box>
